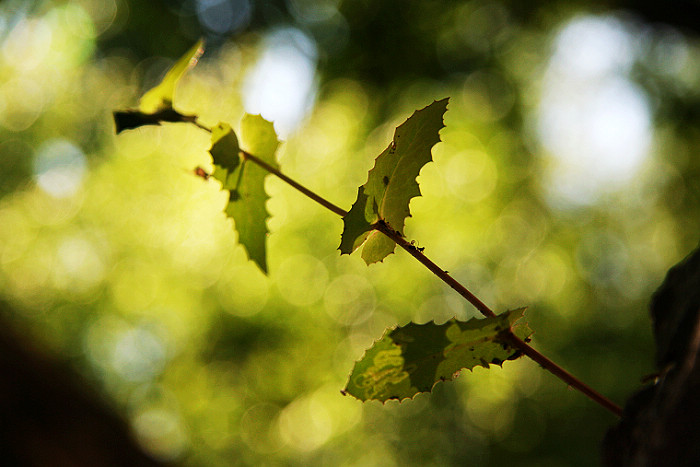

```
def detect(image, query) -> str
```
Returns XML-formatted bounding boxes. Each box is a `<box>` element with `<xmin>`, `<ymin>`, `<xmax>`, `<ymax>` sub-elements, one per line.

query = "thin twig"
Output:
<box><xmin>245</xmin><ymin>154</ymin><xmax>622</xmax><ymax>416</ymax></box>
<box><xmin>374</xmin><ymin>221</ymin><xmax>496</xmax><ymax>318</ymax></box>
<box><xmin>162</xmin><ymin>115</ymin><xmax>623</xmax><ymax>417</ymax></box>
<box><xmin>189</xmin><ymin>120</ymin><xmax>347</xmax><ymax>216</ymax></box>
<box><xmin>242</xmin><ymin>150</ymin><xmax>348</xmax><ymax>217</ymax></box>
<box><xmin>505</xmin><ymin>333</ymin><xmax>623</xmax><ymax>417</ymax></box>
<box><xmin>193</xmin><ymin>119</ymin><xmax>212</xmax><ymax>132</ymax></box>
<box><xmin>375</xmin><ymin>220</ymin><xmax>623</xmax><ymax>417</ymax></box>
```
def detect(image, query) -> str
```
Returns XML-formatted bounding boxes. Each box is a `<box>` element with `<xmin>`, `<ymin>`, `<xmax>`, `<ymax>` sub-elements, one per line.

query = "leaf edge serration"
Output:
<box><xmin>341</xmin><ymin>307</ymin><xmax>531</xmax><ymax>403</ymax></box>
<box><xmin>339</xmin><ymin>98</ymin><xmax>449</xmax><ymax>264</ymax></box>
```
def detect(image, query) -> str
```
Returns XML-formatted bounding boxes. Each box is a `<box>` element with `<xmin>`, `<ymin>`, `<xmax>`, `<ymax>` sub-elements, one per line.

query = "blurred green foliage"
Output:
<box><xmin>1</xmin><ymin>0</ymin><xmax>700</xmax><ymax>465</ymax></box>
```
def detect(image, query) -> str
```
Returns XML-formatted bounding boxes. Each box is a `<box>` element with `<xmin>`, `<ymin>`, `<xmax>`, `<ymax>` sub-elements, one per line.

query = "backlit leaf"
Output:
<box><xmin>339</xmin><ymin>98</ymin><xmax>448</xmax><ymax>264</ymax></box>
<box><xmin>342</xmin><ymin>308</ymin><xmax>531</xmax><ymax>402</ymax></box>
<box><xmin>139</xmin><ymin>39</ymin><xmax>204</xmax><ymax>113</ymax></box>
<box><xmin>211</xmin><ymin>115</ymin><xmax>279</xmax><ymax>274</ymax></box>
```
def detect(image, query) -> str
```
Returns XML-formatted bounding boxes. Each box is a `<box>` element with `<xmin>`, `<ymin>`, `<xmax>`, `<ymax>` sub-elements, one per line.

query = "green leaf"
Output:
<box><xmin>340</xmin><ymin>98</ymin><xmax>448</xmax><ymax>264</ymax></box>
<box><xmin>342</xmin><ymin>307</ymin><xmax>531</xmax><ymax>402</ymax></box>
<box><xmin>338</xmin><ymin>186</ymin><xmax>373</xmax><ymax>252</ymax></box>
<box><xmin>139</xmin><ymin>39</ymin><xmax>204</xmax><ymax>113</ymax></box>
<box><xmin>209</xmin><ymin>122</ymin><xmax>240</xmax><ymax>178</ymax></box>
<box><xmin>211</xmin><ymin>115</ymin><xmax>279</xmax><ymax>274</ymax></box>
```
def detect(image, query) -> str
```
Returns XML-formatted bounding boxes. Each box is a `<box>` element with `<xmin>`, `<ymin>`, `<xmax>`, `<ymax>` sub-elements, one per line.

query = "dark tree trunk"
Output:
<box><xmin>0</xmin><ymin>301</ymin><xmax>170</xmax><ymax>467</ymax></box>
<box><xmin>603</xmin><ymin>242</ymin><xmax>700</xmax><ymax>466</ymax></box>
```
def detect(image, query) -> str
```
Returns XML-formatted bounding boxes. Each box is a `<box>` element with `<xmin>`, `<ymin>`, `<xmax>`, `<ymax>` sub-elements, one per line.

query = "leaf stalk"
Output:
<box><xmin>244</xmin><ymin>153</ymin><xmax>623</xmax><ymax>417</ymax></box>
<box><xmin>154</xmin><ymin>114</ymin><xmax>623</xmax><ymax>417</ymax></box>
<box><xmin>241</xmin><ymin>150</ymin><xmax>348</xmax><ymax>217</ymax></box>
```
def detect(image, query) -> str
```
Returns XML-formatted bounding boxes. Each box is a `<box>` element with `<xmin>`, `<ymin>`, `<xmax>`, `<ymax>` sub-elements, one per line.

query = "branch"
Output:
<box><xmin>135</xmin><ymin>114</ymin><xmax>623</xmax><ymax>417</ymax></box>
<box><xmin>243</xmin><ymin>153</ymin><xmax>622</xmax><ymax>417</ymax></box>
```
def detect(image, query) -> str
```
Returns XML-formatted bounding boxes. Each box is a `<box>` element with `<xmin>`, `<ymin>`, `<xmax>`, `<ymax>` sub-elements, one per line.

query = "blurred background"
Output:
<box><xmin>1</xmin><ymin>0</ymin><xmax>699</xmax><ymax>465</ymax></box>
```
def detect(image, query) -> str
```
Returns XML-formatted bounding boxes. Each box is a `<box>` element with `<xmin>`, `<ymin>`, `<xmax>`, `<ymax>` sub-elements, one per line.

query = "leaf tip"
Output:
<box><xmin>256</xmin><ymin>260</ymin><xmax>269</xmax><ymax>275</ymax></box>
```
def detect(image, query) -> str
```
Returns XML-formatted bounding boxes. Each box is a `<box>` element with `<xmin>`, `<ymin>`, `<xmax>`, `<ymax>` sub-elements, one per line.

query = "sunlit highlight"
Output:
<box><xmin>243</xmin><ymin>27</ymin><xmax>318</xmax><ymax>137</ymax></box>
<box><xmin>33</xmin><ymin>139</ymin><xmax>87</xmax><ymax>198</ymax></box>
<box><xmin>537</xmin><ymin>15</ymin><xmax>652</xmax><ymax>206</ymax></box>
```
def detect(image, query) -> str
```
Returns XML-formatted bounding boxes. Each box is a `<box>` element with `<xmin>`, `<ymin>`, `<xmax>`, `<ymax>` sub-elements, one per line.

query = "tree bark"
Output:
<box><xmin>603</xmin><ymin>242</ymin><xmax>700</xmax><ymax>466</ymax></box>
<box><xmin>0</xmin><ymin>300</ymin><xmax>170</xmax><ymax>467</ymax></box>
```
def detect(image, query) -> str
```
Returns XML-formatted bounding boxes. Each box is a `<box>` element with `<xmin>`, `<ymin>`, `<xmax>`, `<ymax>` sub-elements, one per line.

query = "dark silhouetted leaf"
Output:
<box><xmin>209</xmin><ymin>122</ymin><xmax>240</xmax><ymax>176</ymax></box>
<box><xmin>112</xmin><ymin>40</ymin><xmax>204</xmax><ymax>133</ymax></box>
<box><xmin>113</xmin><ymin>108</ymin><xmax>197</xmax><ymax>133</ymax></box>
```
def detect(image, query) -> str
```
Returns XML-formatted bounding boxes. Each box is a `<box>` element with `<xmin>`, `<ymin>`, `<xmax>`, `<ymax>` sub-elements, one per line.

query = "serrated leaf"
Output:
<box><xmin>339</xmin><ymin>98</ymin><xmax>448</xmax><ymax>264</ymax></box>
<box><xmin>342</xmin><ymin>307</ymin><xmax>531</xmax><ymax>402</ymax></box>
<box><xmin>139</xmin><ymin>39</ymin><xmax>204</xmax><ymax>113</ymax></box>
<box><xmin>211</xmin><ymin>115</ymin><xmax>279</xmax><ymax>274</ymax></box>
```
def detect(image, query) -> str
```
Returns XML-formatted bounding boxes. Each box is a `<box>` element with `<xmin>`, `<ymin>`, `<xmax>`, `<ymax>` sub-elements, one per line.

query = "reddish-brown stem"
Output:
<box><xmin>192</xmin><ymin>118</ymin><xmax>347</xmax><ymax>217</ymax></box>
<box><xmin>375</xmin><ymin>221</ymin><xmax>622</xmax><ymax>417</ymax></box>
<box><xmin>178</xmin><ymin>117</ymin><xmax>623</xmax><ymax>417</ymax></box>
<box><xmin>505</xmin><ymin>334</ymin><xmax>623</xmax><ymax>417</ymax></box>
<box><xmin>373</xmin><ymin>221</ymin><xmax>496</xmax><ymax>318</ymax></box>
<box><xmin>192</xmin><ymin>118</ymin><xmax>212</xmax><ymax>132</ymax></box>
<box><xmin>243</xmin><ymin>156</ymin><xmax>622</xmax><ymax>417</ymax></box>
<box><xmin>241</xmin><ymin>151</ymin><xmax>348</xmax><ymax>217</ymax></box>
